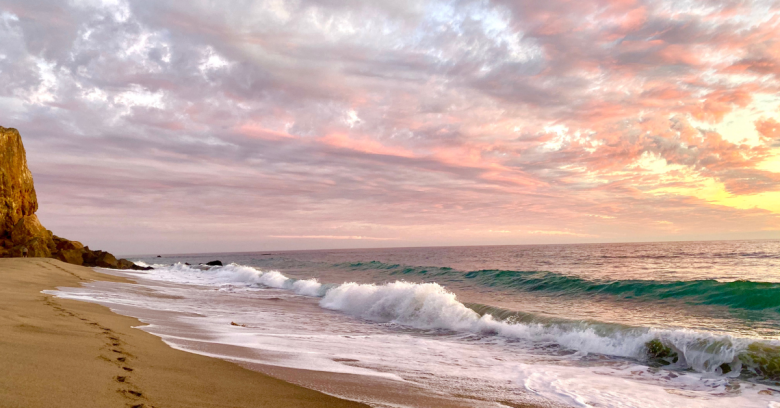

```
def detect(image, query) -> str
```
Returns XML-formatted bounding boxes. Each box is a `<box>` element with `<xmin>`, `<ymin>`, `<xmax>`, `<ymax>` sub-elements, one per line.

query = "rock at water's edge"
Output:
<box><xmin>56</xmin><ymin>248</ymin><xmax>84</xmax><ymax>265</ymax></box>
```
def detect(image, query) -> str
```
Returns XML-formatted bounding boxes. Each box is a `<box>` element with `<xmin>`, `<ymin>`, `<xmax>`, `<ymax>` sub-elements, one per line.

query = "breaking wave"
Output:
<box><xmin>132</xmin><ymin>263</ymin><xmax>780</xmax><ymax>380</ymax></box>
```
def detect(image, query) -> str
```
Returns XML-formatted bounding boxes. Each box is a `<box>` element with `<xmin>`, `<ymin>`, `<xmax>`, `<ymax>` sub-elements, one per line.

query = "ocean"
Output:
<box><xmin>47</xmin><ymin>240</ymin><xmax>780</xmax><ymax>407</ymax></box>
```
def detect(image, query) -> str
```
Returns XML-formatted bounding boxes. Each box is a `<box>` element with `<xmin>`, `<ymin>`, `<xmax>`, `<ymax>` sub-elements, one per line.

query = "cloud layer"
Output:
<box><xmin>1</xmin><ymin>0</ymin><xmax>779</xmax><ymax>254</ymax></box>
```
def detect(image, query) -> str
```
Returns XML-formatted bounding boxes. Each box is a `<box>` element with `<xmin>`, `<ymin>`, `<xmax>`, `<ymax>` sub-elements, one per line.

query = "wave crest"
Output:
<box><xmin>320</xmin><ymin>281</ymin><xmax>478</xmax><ymax>330</ymax></box>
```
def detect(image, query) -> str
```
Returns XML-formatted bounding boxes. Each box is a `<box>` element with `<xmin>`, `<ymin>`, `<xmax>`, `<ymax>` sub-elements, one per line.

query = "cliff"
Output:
<box><xmin>0</xmin><ymin>126</ymin><xmax>147</xmax><ymax>270</ymax></box>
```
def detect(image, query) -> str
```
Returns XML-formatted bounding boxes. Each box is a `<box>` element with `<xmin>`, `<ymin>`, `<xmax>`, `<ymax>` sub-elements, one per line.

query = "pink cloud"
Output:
<box><xmin>3</xmin><ymin>0</ymin><xmax>780</xmax><ymax>253</ymax></box>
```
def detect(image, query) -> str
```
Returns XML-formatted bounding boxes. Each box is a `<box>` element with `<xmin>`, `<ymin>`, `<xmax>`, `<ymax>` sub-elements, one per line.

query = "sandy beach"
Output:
<box><xmin>0</xmin><ymin>258</ymin><xmax>368</xmax><ymax>408</ymax></box>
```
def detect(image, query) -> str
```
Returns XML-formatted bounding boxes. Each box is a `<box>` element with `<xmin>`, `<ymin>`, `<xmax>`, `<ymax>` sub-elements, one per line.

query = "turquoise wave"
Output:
<box><xmin>340</xmin><ymin>261</ymin><xmax>780</xmax><ymax>311</ymax></box>
<box><xmin>464</xmin><ymin>269</ymin><xmax>780</xmax><ymax>311</ymax></box>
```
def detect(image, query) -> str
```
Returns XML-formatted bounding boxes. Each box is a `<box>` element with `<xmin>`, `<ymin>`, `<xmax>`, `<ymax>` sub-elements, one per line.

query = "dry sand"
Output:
<box><xmin>0</xmin><ymin>258</ymin><xmax>369</xmax><ymax>408</ymax></box>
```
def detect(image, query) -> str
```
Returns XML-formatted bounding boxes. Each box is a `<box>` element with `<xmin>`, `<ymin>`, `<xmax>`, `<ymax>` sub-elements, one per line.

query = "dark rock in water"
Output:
<box><xmin>743</xmin><ymin>343</ymin><xmax>780</xmax><ymax>381</ymax></box>
<box><xmin>0</xmin><ymin>125</ymin><xmax>145</xmax><ymax>270</ymax></box>
<box><xmin>156</xmin><ymin>255</ymin><xmax>161</xmax><ymax>258</ymax></box>
<box><xmin>645</xmin><ymin>339</ymin><xmax>678</xmax><ymax>365</ymax></box>
<box><xmin>131</xmin><ymin>264</ymin><xmax>154</xmax><ymax>271</ymax></box>
<box><xmin>184</xmin><ymin>262</ymin><xmax>191</xmax><ymax>265</ymax></box>
<box><xmin>205</xmin><ymin>260</ymin><xmax>223</xmax><ymax>266</ymax></box>
<box><xmin>79</xmin><ymin>249</ymin><xmax>121</xmax><ymax>269</ymax></box>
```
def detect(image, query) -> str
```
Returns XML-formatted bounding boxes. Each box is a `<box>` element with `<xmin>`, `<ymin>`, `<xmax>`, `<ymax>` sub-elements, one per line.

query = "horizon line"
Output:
<box><xmin>120</xmin><ymin>237</ymin><xmax>780</xmax><ymax>258</ymax></box>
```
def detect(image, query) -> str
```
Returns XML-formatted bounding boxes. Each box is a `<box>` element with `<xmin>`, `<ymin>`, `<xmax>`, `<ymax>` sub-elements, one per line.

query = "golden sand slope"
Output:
<box><xmin>0</xmin><ymin>258</ymin><xmax>368</xmax><ymax>408</ymax></box>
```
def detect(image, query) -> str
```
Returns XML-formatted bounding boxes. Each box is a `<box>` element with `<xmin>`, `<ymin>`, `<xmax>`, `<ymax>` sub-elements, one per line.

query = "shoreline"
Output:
<box><xmin>0</xmin><ymin>258</ymin><xmax>369</xmax><ymax>408</ymax></box>
<box><xmin>40</xmin><ymin>261</ymin><xmax>546</xmax><ymax>407</ymax></box>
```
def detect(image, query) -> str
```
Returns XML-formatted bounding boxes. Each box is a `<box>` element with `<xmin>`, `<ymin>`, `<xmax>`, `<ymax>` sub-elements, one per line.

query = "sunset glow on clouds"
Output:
<box><xmin>1</xmin><ymin>0</ymin><xmax>779</xmax><ymax>253</ymax></box>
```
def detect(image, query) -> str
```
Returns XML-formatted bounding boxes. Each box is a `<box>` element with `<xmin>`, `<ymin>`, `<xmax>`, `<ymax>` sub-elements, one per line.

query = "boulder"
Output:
<box><xmin>11</xmin><ymin>215</ymin><xmax>47</xmax><ymax>244</ymax></box>
<box><xmin>93</xmin><ymin>251</ymin><xmax>119</xmax><ymax>268</ymax></box>
<box><xmin>53</xmin><ymin>235</ymin><xmax>84</xmax><ymax>251</ymax></box>
<box><xmin>56</xmin><ymin>249</ymin><xmax>84</xmax><ymax>266</ymax></box>
<box><xmin>23</xmin><ymin>236</ymin><xmax>52</xmax><ymax>258</ymax></box>
<box><xmin>117</xmin><ymin>258</ymin><xmax>134</xmax><ymax>270</ymax></box>
<box><xmin>81</xmin><ymin>246</ymin><xmax>97</xmax><ymax>265</ymax></box>
<box><xmin>205</xmin><ymin>260</ymin><xmax>223</xmax><ymax>266</ymax></box>
<box><xmin>10</xmin><ymin>216</ymin><xmax>52</xmax><ymax>257</ymax></box>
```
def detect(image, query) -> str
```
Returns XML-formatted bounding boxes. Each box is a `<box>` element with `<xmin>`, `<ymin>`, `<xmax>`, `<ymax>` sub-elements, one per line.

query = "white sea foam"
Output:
<box><xmin>515</xmin><ymin>362</ymin><xmax>778</xmax><ymax>408</ymax></box>
<box><xmin>257</xmin><ymin>270</ymin><xmax>290</xmax><ymax>288</ymax></box>
<box><xmin>290</xmin><ymin>278</ymin><xmax>324</xmax><ymax>296</ymax></box>
<box><xmin>127</xmin><ymin>262</ymin><xmax>265</xmax><ymax>286</ymax></box>
<box><xmin>128</xmin><ymin>263</ymin><xmax>326</xmax><ymax>297</ymax></box>
<box><xmin>132</xmin><ymin>263</ymin><xmax>776</xmax><ymax>377</ymax></box>
<box><xmin>255</xmin><ymin>271</ymin><xmax>324</xmax><ymax>296</ymax></box>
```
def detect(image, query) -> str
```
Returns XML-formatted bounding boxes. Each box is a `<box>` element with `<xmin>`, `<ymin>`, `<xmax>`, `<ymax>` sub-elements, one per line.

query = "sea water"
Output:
<box><xmin>47</xmin><ymin>240</ymin><xmax>780</xmax><ymax>407</ymax></box>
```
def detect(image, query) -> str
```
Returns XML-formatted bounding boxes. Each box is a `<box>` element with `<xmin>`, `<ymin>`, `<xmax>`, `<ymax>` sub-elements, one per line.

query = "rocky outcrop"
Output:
<box><xmin>0</xmin><ymin>126</ymin><xmax>149</xmax><ymax>270</ymax></box>
<box><xmin>1</xmin><ymin>126</ymin><xmax>47</xmax><ymax>257</ymax></box>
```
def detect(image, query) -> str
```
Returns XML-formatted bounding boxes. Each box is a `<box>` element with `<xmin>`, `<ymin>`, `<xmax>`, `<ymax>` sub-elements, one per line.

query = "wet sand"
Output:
<box><xmin>0</xmin><ymin>258</ymin><xmax>368</xmax><ymax>408</ymax></box>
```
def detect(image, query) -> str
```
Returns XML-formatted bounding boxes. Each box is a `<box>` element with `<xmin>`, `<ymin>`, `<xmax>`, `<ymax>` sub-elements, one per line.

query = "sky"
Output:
<box><xmin>1</xmin><ymin>0</ymin><xmax>780</xmax><ymax>255</ymax></box>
